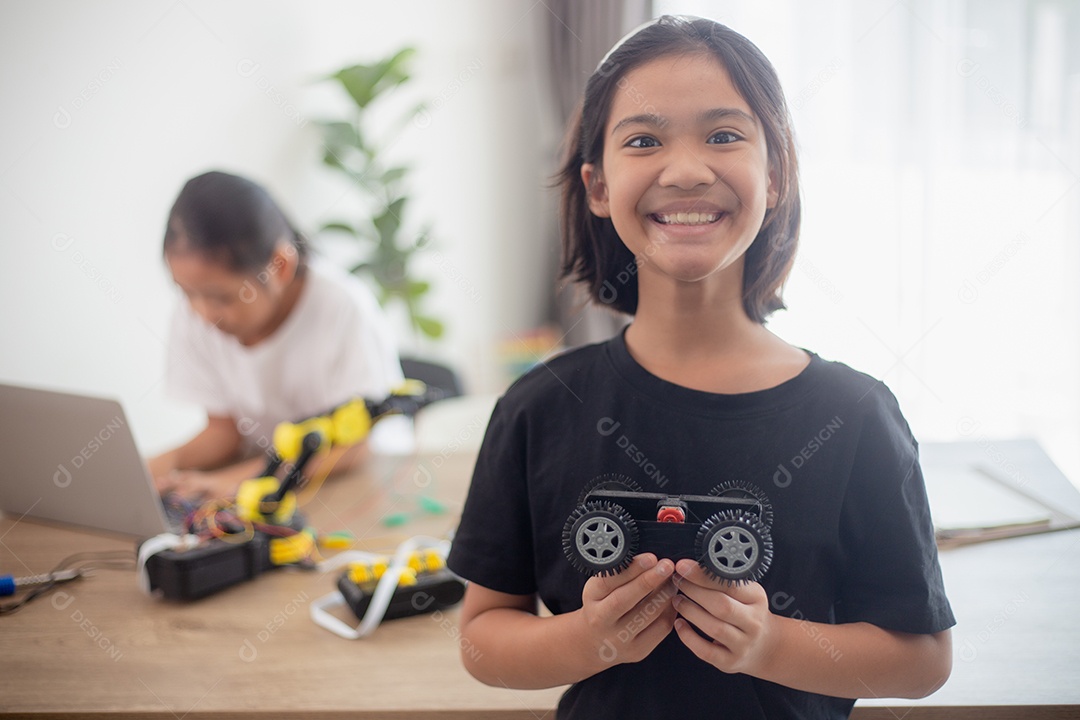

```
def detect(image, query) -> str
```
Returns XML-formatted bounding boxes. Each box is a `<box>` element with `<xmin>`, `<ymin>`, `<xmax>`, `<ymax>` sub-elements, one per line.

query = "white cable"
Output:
<box><xmin>309</xmin><ymin>535</ymin><xmax>450</xmax><ymax>639</ymax></box>
<box><xmin>310</xmin><ymin>549</ymin><xmax>384</xmax><ymax>639</ymax></box>
<box><xmin>136</xmin><ymin>533</ymin><xmax>200</xmax><ymax>595</ymax></box>
<box><xmin>309</xmin><ymin>592</ymin><xmax>364</xmax><ymax>639</ymax></box>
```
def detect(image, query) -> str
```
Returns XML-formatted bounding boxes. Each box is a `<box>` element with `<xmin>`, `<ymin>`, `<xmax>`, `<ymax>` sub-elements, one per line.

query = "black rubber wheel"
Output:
<box><xmin>576</xmin><ymin>473</ymin><xmax>644</xmax><ymax>504</ymax></box>
<box><xmin>696</xmin><ymin>510</ymin><xmax>773</xmax><ymax>584</ymax></box>
<box><xmin>709</xmin><ymin>480</ymin><xmax>774</xmax><ymax>529</ymax></box>
<box><xmin>562</xmin><ymin>501</ymin><xmax>639</xmax><ymax>576</ymax></box>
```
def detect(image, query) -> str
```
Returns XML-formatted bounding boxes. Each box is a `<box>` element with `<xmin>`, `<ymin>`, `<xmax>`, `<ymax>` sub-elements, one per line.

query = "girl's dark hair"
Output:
<box><xmin>163</xmin><ymin>170</ymin><xmax>308</xmax><ymax>274</ymax></box>
<box><xmin>559</xmin><ymin>15</ymin><xmax>800</xmax><ymax>323</ymax></box>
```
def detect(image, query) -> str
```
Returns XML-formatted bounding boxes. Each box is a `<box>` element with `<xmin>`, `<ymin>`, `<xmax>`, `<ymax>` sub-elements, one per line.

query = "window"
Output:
<box><xmin>657</xmin><ymin>0</ymin><xmax>1080</xmax><ymax>483</ymax></box>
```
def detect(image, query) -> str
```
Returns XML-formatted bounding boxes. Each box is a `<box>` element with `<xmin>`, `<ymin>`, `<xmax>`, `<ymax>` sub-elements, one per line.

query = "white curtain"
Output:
<box><xmin>655</xmin><ymin>0</ymin><xmax>1080</xmax><ymax>481</ymax></box>
<box><xmin>545</xmin><ymin>0</ymin><xmax>653</xmax><ymax>347</ymax></box>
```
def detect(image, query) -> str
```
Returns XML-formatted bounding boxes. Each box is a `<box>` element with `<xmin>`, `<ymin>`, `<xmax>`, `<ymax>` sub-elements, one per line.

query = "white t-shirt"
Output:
<box><xmin>164</xmin><ymin>257</ymin><xmax>404</xmax><ymax>455</ymax></box>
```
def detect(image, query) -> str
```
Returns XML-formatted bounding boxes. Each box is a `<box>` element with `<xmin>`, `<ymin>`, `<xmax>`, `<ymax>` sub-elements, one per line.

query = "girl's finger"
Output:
<box><xmin>584</xmin><ymin>554</ymin><xmax>675</xmax><ymax>616</ymax></box>
<box><xmin>674</xmin><ymin>559</ymin><xmax>765</xmax><ymax>603</ymax></box>
<box><xmin>672</xmin><ymin>593</ymin><xmax>743</xmax><ymax>648</ymax></box>
<box><xmin>584</xmin><ymin>553</ymin><xmax>656</xmax><ymax>597</ymax></box>
<box><xmin>674</xmin><ymin>617</ymin><xmax>736</xmax><ymax>670</ymax></box>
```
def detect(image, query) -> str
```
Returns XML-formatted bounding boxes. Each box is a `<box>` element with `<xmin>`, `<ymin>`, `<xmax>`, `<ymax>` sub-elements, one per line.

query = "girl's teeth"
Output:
<box><xmin>656</xmin><ymin>212</ymin><xmax>719</xmax><ymax>225</ymax></box>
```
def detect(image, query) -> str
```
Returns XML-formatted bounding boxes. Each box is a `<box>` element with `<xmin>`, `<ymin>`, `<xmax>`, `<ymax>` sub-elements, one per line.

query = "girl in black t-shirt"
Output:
<box><xmin>448</xmin><ymin>15</ymin><xmax>953</xmax><ymax>718</ymax></box>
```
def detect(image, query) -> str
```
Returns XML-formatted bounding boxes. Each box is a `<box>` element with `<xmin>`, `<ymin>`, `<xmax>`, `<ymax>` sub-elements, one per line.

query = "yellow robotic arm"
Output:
<box><xmin>236</xmin><ymin>387</ymin><xmax>434</xmax><ymax>525</ymax></box>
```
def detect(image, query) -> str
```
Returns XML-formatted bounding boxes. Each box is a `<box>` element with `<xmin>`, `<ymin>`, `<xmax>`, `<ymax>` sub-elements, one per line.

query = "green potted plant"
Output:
<box><xmin>316</xmin><ymin>47</ymin><xmax>443</xmax><ymax>339</ymax></box>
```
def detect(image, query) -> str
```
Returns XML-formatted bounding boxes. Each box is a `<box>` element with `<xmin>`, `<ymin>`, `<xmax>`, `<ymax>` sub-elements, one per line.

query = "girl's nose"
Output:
<box><xmin>189</xmin><ymin>296</ymin><xmax>222</xmax><ymax>326</ymax></box>
<box><xmin>657</xmin><ymin>143</ymin><xmax>718</xmax><ymax>190</ymax></box>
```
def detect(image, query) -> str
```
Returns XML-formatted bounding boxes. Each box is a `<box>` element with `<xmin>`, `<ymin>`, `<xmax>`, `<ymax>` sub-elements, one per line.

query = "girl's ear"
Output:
<box><xmin>766</xmin><ymin>165</ymin><xmax>780</xmax><ymax>209</ymax></box>
<box><xmin>580</xmin><ymin>163</ymin><xmax>611</xmax><ymax>218</ymax></box>
<box><xmin>268</xmin><ymin>241</ymin><xmax>300</xmax><ymax>286</ymax></box>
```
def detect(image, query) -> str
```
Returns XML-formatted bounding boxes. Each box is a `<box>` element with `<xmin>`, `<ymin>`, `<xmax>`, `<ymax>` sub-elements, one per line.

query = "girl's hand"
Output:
<box><xmin>672</xmin><ymin>558</ymin><xmax>777</xmax><ymax>676</ymax></box>
<box><xmin>580</xmin><ymin>553</ymin><xmax>678</xmax><ymax>667</ymax></box>
<box><xmin>157</xmin><ymin>469</ymin><xmax>240</xmax><ymax>501</ymax></box>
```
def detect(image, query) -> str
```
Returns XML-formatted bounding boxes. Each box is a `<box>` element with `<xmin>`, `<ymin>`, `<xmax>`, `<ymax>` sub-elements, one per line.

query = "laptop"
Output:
<box><xmin>0</xmin><ymin>382</ymin><xmax>178</xmax><ymax>538</ymax></box>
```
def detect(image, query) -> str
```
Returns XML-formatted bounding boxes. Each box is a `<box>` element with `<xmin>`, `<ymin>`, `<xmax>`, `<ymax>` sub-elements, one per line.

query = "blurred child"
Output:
<box><xmin>149</xmin><ymin>170</ymin><xmax>403</xmax><ymax>500</ymax></box>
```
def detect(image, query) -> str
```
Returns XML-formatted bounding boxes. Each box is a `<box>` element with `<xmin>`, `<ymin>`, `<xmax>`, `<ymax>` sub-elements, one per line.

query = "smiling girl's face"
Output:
<box><xmin>581</xmin><ymin>52</ymin><xmax>778</xmax><ymax>302</ymax></box>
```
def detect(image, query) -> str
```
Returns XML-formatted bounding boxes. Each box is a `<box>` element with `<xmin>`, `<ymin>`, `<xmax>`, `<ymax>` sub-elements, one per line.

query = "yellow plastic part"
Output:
<box><xmin>269</xmin><ymin>530</ymin><xmax>315</xmax><ymax>566</ymax></box>
<box><xmin>236</xmin><ymin>477</ymin><xmax>298</xmax><ymax>524</ymax></box>
<box><xmin>272</xmin><ymin>418</ymin><xmax>332</xmax><ymax>462</ymax></box>
<box><xmin>319</xmin><ymin>534</ymin><xmax>354</xmax><ymax>550</ymax></box>
<box><xmin>346</xmin><ymin>550</ymin><xmax>445</xmax><ymax>587</ymax></box>
<box><xmin>393</xmin><ymin>379</ymin><xmax>427</xmax><ymax>397</ymax></box>
<box><xmin>330</xmin><ymin>400</ymin><xmax>372</xmax><ymax>445</ymax></box>
<box><xmin>407</xmin><ymin>549</ymin><xmax>445</xmax><ymax>574</ymax></box>
<box><xmin>423</xmin><ymin>549</ymin><xmax>445</xmax><ymax>571</ymax></box>
<box><xmin>348</xmin><ymin>559</ymin><xmax>389</xmax><ymax>585</ymax></box>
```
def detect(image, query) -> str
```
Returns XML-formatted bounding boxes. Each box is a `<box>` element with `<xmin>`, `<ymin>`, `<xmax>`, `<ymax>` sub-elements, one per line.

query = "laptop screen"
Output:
<box><xmin>0</xmin><ymin>383</ymin><xmax>172</xmax><ymax>538</ymax></box>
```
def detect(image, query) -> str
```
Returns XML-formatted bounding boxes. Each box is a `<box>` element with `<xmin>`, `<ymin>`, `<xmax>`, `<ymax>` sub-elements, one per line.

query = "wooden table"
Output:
<box><xmin>857</xmin><ymin>439</ymin><xmax>1080</xmax><ymax>719</ymax></box>
<box><xmin>0</xmin><ymin>451</ymin><xmax>564</xmax><ymax>718</ymax></box>
<box><xmin>2</xmin><ymin>443</ymin><xmax>1079</xmax><ymax>718</ymax></box>
<box><xmin>855</xmin><ymin>528</ymin><xmax>1080</xmax><ymax>719</ymax></box>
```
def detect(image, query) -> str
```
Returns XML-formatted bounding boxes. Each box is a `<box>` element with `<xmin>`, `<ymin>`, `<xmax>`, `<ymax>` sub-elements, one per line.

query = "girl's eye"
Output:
<box><xmin>626</xmin><ymin>135</ymin><xmax>660</xmax><ymax>149</ymax></box>
<box><xmin>186</xmin><ymin>291</ymin><xmax>234</xmax><ymax>307</ymax></box>
<box><xmin>707</xmin><ymin>131</ymin><xmax>741</xmax><ymax>145</ymax></box>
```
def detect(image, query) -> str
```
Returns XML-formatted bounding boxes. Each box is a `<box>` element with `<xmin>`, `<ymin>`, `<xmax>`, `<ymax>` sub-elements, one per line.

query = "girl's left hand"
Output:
<box><xmin>160</xmin><ymin>469</ymin><xmax>239</xmax><ymax>501</ymax></box>
<box><xmin>671</xmin><ymin>558</ymin><xmax>777</xmax><ymax>676</ymax></box>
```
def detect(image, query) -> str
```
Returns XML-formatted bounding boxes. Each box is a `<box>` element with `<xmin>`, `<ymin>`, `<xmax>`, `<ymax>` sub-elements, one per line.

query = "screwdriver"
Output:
<box><xmin>0</xmin><ymin>569</ymin><xmax>81</xmax><ymax>596</ymax></box>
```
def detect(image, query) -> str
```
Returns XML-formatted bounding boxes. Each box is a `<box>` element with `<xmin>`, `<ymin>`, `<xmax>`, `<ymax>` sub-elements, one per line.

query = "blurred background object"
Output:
<box><xmin>1</xmin><ymin>0</ymin><xmax>1077</xmax><ymax>488</ymax></box>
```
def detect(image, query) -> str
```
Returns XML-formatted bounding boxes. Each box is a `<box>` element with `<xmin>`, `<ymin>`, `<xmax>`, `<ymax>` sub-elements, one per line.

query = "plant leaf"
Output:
<box><xmin>332</xmin><ymin>64</ymin><xmax>382</xmax><ymax>109</ymax></box>
<box><xmin>320</xmin><ymin>222</ymin><xmax>357</xmax><ymax>236</ymax></box>
<box><xmin>379</xmin><ymin>47</ymin><xmax>417</xmax><ymax>90</ymax></box>
<box><xmin>411</xmin><ymin>227</ymin><xmax>434</xmax><ymax>250</ymax></box>
<box><xmin>330</xmin><ymin>47</ymin><xmax>416</xmax><ymax>109</ymax></box>
<box><xmin>405</xmin><ymin>279</ymin><xmax>431</xmax><ymax>298</ymax></box>
<box><xmin>319</xmin><ymin>47</ymin><xmax>444</xmax><ymax>342</ymax></box>
<box><xmin>414</xmin><ymin>315</ymin><xmax>445</xmax><ymax>339</ymax></box>
<box><xmin>381</xmin><ymin>166</ymin><xmax>408</xmax><ymax>185</ymax></box>
<box><xmin>373</xmin><ymin>197</ymin><xmax>407</xmax><ymax>248</ymax></box>
<box><xmin>322</xmin><ymin>149</ymin><xmax>346</xmax><ymax>170</ymax></box>
<box><xmin>319</xmin><ymin>121</ymin><xmax>361</xmax><ymax>151</ymax></box>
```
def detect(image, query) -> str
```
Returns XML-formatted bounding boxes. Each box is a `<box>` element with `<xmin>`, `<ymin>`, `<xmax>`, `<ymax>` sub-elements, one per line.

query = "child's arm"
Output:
<box><xmin>458</xmin><ymin>553</ymin><xmax>678</xmax><ymax>689</ymax></box>
<box><xmin>149</xmin><ymin>415</ymin><xmax>242</xmax><ymax>486</ymax></box>
<box><xmin>671</xmin><ymin>560</ymin><xmax>952</xmax><ymax>699</ymax></box>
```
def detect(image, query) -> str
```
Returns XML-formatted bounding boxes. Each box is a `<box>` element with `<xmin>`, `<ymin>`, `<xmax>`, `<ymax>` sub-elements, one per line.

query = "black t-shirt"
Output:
<box><xmin>447</xmin><ymin>332</ymin><xmax>955</xmax><ymax>720</ymax></box>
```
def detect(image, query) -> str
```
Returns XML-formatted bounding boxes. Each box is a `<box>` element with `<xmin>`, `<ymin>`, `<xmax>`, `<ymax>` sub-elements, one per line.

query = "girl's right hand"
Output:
<box><xmin>580</xmin><ymin>553</ymin><xmax>678</xmax><ymax>667</ymax></box>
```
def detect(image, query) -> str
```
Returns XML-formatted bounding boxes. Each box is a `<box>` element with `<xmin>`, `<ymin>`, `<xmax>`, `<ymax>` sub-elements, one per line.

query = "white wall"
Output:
<box><xmin>7</xmin><ymin>1</ymin><xmax>1077</xmax><ymax>487</ymax></box>
<box><xmin>0</xmin><ymin>0</ymin><xmax>557</xmax><ymax>455</ymax></box>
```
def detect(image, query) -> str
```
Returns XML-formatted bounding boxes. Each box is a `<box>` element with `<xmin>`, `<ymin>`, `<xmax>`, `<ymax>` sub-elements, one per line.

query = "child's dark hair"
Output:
<box><xmin>163</xmin><ymin>170</ymin><xmax>308</xmax><ymax>275</ymax></box>
<box><xmin>559</xmin><ymin>16</ymin><xmax>800</xmax><ymax>323</ymax></box>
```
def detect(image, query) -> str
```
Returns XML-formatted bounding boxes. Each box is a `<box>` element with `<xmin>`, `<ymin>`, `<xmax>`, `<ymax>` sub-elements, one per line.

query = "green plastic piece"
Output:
<box><xmin>382</xmin><ymin>512</ymin><xmax>410</xmax><ymax>527</ymax></box>
<box><xmin>419</xmin><ymin>496</ymin><xmax>447</xmax><ymax>514</ymax></box>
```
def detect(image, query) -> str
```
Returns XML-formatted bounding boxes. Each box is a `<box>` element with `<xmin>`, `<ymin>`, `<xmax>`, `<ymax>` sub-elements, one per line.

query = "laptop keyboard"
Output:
<box><xmin>160</xmin><ymin>493</ymin><xmax>195</xmax><ymax>534</ymax></box>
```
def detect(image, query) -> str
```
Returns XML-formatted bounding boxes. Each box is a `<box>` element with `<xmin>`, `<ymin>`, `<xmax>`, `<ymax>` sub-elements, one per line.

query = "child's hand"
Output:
<box><xmin>157</xmin><ymin>469</ymin><xmax>239</xmax><ymax>501</ymax></box>
<box><xmin>671</xmin><ymin>558</ymin><xmax>777</xmax><ymax>676</ymax></box>
<box><xmin>580</xmin><ymin>553</ymin><xmax>677</xmax><ymax>667</ymax></box>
